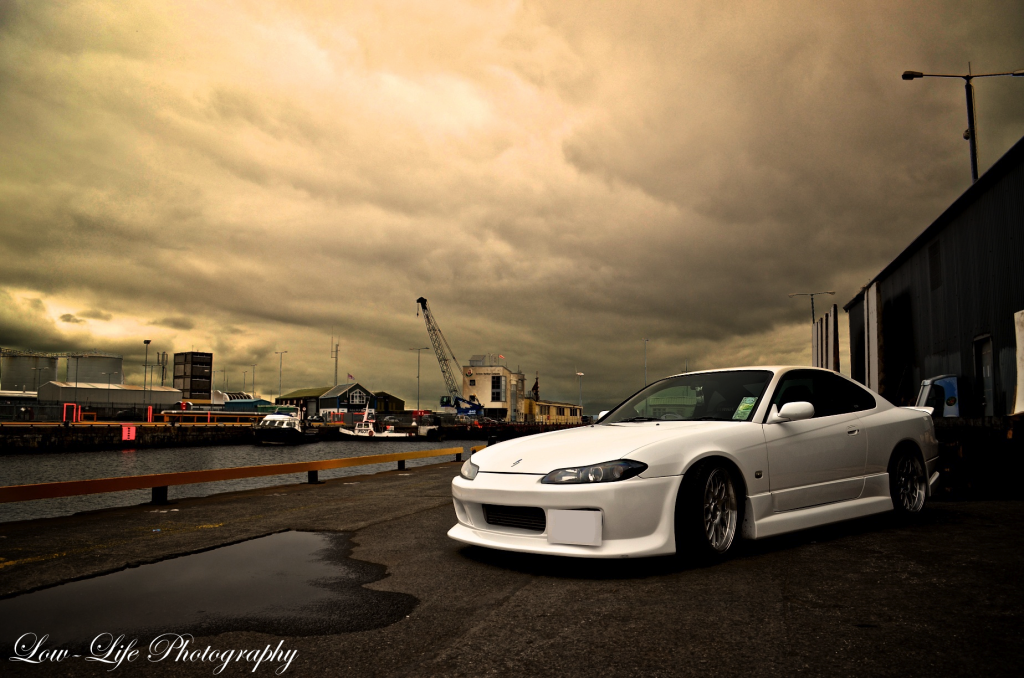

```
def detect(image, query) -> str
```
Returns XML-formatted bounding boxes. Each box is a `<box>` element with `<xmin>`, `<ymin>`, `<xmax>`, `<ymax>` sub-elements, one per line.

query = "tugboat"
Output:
<box><xmin>338</xmin><ymin>409</ymin><xmax>415</xmax><ymax>439</ymax></box>
<box><xmin>255</xmin><ymin>413</ymin><xmax>320</xmax><ymax>445</ymax></box>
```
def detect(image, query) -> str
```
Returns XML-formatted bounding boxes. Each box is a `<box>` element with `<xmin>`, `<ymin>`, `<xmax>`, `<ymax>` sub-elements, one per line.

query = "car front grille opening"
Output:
<box><xmin>482</xmin><ymin>504</ymin><xmax>546</xmax><ymax>532</ymax></box>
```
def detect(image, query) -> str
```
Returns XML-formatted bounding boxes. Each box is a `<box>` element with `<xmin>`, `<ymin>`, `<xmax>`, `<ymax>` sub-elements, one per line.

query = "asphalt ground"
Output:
<box><xmin>1</xmin><ymin>462</ymin><xmax>1022</xmax><ymax>677</ymax></box>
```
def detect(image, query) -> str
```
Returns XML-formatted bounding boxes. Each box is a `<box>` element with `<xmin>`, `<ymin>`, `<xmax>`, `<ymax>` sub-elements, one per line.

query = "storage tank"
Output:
<box><xmin>0</xmin><ymin>353</ymin><xmax>59</xmax><ymax>392</ymax></box>
<box><xmin>66</xmin><ymin>354</ymin><xmax>124</xmax><ymax>385</ymax></box>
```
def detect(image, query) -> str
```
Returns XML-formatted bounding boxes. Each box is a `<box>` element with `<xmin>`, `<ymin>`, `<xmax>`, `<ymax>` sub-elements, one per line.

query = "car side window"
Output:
<box><xmin>769</xmin><ymin>371</ymin><xmax>820</xmax><ymax>417</ymax></box>
<box><xmin>826</xmin><ymin>374</ymin><xmax>877</xmax><ymax>413</ymax></box>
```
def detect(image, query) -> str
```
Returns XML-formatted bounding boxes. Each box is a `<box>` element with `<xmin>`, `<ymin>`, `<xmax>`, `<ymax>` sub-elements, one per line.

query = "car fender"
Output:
<box><xmin>626</xmin><ymin>424</ymin><xmax>770</xmax><ymax>496</ymax></box>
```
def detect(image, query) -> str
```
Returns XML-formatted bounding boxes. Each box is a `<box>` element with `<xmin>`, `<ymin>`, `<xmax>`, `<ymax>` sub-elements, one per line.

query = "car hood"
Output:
<box><xmin>472</xmin><ymin>421</ymin><xmax>744</xmax><ymax>474</ymax></box>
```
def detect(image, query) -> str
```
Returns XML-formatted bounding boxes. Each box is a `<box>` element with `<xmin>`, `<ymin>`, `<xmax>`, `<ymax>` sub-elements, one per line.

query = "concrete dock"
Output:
<box><xmin>2</xmin><ymin>462</ymin><xmax>1022</xmax><ymax>676</ymax></box>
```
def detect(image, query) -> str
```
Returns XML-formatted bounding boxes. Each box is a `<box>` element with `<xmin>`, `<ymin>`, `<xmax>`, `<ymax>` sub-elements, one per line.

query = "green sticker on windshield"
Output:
<box><xmin>732</xmin><ymin>397</ymin><xmax>758</xmax><ymax>420</ymax></box>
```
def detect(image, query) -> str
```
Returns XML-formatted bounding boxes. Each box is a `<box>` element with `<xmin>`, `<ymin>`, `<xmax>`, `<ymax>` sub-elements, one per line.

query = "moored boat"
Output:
<box><xmin>255</xmin><ymin>413</ymin><xmax>320</xmax><ymax>445</ymax></box>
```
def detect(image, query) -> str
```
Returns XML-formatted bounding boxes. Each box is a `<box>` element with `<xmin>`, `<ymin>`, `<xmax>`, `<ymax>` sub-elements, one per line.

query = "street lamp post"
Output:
<box><xmin>243</xmin><ymin>371</ymin><xmax>248</xmax><ymax>397</ymax></box>
<box><xmin>251</xmin><ymin>364</ymin><xmax>257</xmax><ymax>399</ymax></box>
<box><xmin>643</xmin><ymin>338</ymin><xmax>649</xmax><ymax>387</ymax></box>
<box><xmin>902</xmin><ymin>66</ymin><xmax>1023</xmax><ymax>182</ymax></box>
<box><xmin>103</xmin><ymin>371</ymin><xmax>119</xmax><ymax>407</ymax></box>
<box><xmin>274</xmin><ymin>351</ymin><xmax>287</xmax><ymax>400</ymax></box>
<box><xmin>788</xmin><ymin>291</ymin><xmax>836</xmax><ymax>325</ymax></box>
<box><xmin>143</xmin><ymin>340</ymin><xmax>151</xmax><ymax>405</ymax></box>
<box><xmin>408</xmin><ymin>347</ymin><xmax>430</xmax><ymax>410</ymax></box>
<box><xmin>576</xmin><ymin>371</ymin><xmax>584</xmax><ymax>412</ymax></box>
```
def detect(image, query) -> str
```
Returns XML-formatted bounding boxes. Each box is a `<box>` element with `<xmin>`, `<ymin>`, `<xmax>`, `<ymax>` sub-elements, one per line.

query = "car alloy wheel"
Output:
<box><xmin>892</xmin><ymin>450</ymin><xmax>926</xmax><ymax>513</ymax></box>
<box><xmin>703</xmin><ymin>467</ymin><xmax>738</xmax><ymax>553</ymax></box>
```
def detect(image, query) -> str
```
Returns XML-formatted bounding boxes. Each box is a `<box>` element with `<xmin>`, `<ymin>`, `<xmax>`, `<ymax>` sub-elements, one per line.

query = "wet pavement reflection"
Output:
<box><xmin>0</xmin><ymin>531</ymin><xmax>416</xmax><ymax>649</ymax></box>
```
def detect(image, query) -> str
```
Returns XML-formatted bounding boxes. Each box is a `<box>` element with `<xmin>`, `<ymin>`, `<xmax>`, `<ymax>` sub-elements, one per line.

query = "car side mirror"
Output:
<box><xmin>767</xmin><ymin>401</ymin><xmax>815</xmax><ymax>424</ymax></box>
<box><xmin>597</xmin><ymin>410</ymin><xmax>609</xmax><ymax>421</ymax></box>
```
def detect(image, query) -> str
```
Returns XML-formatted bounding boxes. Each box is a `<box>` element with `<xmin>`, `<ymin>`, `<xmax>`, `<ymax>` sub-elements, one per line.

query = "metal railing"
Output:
<box><xmin>0</xmin><ymin>446</ymin><xmax>486</xmax><ymax>505</ymax></box>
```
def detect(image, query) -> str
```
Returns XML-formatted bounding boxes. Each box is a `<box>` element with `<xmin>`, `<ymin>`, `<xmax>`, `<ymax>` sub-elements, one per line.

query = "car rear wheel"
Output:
<box><xmin>890</xmin><ymin>447</ymin><xmax>926</xmax><ymax>514</ymax></box>
<box><xmin>676</xmin><ymin>461</ymin><xmax>741</xmax><ymax>561</ymax></box>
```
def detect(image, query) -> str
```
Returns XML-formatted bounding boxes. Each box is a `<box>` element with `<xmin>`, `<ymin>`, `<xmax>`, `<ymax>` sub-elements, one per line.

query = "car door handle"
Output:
<box><xmin>847</xmin><ymin>428</ymin><xmax>859</xmax><ymax>436</ymax></box>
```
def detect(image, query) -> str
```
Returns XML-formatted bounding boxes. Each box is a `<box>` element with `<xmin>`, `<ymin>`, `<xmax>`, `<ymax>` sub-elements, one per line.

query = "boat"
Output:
<box><xmin>338</xmin><ymin>410</ymin><xmax>415</xmax><ymax>439</ymax></box>
<box><xmin>254</xmin><ymin>413</ymin><xmax>320</xmax><ymax>445</ymax></box>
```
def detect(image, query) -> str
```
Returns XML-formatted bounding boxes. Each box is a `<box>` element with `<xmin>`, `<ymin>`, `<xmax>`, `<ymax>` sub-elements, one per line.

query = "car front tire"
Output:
<box><xmin>675</xmin><ymin>460</ymin><xmax>741</xmax><ymax>562</ymax></box>
<box><xmin>889</xmin><ymin>446</ymin><xmax>927</xmax><ymax>514</ymax></box>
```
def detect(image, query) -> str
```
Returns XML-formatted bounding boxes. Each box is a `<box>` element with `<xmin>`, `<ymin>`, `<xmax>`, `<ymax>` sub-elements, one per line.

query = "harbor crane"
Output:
<box><xmin>416</xmin><ymin>297</ymin><xmax>483</xmax><ymax>417</ymax></box>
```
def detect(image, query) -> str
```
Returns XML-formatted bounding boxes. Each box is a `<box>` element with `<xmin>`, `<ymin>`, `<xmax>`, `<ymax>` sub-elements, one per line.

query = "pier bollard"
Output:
<box><xmin>307</xmin><ymin>470</ymin><xmax>324</xmax><ymax>484</ymax></box>
<box><xmin>397</xmin><ymin>460</ymin><xmax>406</xmax><ymax>471</ymax></box>
<box><xmin>455</xmin><ymin>452</ymin><xmax>462</xmax><ymax>462</ymax></box>
<box><xmin>151</xmin><ymin>486</ymin><xmax>169</xmax><ymax>505</ymax></box>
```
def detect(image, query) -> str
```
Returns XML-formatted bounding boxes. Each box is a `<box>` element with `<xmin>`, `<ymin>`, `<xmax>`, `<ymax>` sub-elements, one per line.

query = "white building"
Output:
<box><xmin>461</xmin><ymin>354</ymin><xmax>525</xmax><ymax>422</ymax></box>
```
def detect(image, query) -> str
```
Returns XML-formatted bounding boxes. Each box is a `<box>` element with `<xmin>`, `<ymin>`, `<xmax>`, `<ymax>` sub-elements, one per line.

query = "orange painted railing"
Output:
<box><xmin>0</xmin><ymin>445</ymin><xmax>487</xmax><ymax>505</ymax></box>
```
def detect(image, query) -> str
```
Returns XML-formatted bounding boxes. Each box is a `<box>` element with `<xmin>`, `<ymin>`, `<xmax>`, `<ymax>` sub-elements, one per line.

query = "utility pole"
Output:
<box><xmin>274</xmin><ymin>351</ymin><xmax>287</xmax><ymax>400</ymax></box>
<box><xmin>409</xmin><ymin>347</ymin><xmax>430</xmax><ymax>410</ymax></box>
<box><xmin>331</xmin><ymin>331</ymin><xmax>340</xmax><ymax>386</ymax></box>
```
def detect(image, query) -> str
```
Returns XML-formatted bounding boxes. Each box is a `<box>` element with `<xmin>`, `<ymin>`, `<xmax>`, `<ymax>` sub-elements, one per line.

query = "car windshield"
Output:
<box><xmin>601</xmin><ymin>370</ymin><xmax>773</xmax><ymax>424</ymax></box>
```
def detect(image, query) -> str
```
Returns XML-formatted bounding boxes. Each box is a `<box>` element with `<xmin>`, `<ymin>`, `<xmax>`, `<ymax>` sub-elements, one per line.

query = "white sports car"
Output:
<box><xmin>449</xmin><ymin>367</ymin><xmax>939</xmax><ymax>560</ymax></box>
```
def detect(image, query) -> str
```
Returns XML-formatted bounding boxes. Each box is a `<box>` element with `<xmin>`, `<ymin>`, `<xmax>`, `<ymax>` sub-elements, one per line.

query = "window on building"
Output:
<box><xmin>349</xmin><ymin>390</ymin><xmax>365</xmax><ymax>405</ymax></box>
<box><xmin>557</xmin><ymin>407</ymin><xmax>565</xmax><ymax>416</ymax></box>
<box><xmin>491</xmin><ymin>375</ymin><xmax>506</xmax><ymax>403</ymax></box>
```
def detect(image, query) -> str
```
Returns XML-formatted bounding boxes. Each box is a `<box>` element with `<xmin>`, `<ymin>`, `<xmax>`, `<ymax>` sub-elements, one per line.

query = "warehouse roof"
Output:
<box><xmin>279</xmin><ymin>386</ymin><xmax>333</xmax><ymax>399</ymax></box>
<box><xmin>44</xmin><ymin>382</ymin><xmax>180</xmax><ymax>392</ymax></box>
<box><xmin>845</xmin><ymin>132</ymin><xmax>1024</xmax><ymax>311</ymax></box>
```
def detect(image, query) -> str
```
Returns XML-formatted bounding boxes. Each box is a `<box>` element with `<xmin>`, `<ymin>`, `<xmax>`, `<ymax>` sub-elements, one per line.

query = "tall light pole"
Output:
<box><xmin>902</xmin><ymin>66</ymin><xmax>1023</xmax><ymax>183</ymax></box>
<box><xmin>243</xmin><ymin>371</ymin><xmax>248</xmax><ymax>397</ymax></box>
<box><xmin>576</xmin><ymin>371</ymin><xmax>584</xmax><ymax>412</ymax></box>
<box><xmin>788</xmin><ymin>291</ymin><xmax>835</xmax><ymax>324</ymax></box>
<box><xmin>409</xmin><ymin>347</ymin><xmax>430</xmax><ymax>410</ymax></box>
<box><xmin>31</xmin><ymin>367</ymin><xmax>50</xmax><ymax>392</ymax></box>
<box><xmin>251</xmin><ymin>363</ymin><xmax>258</xmax><ymax>399</ymax></box>
<box><xmin>103</xmin><ymin>371</ymin><xmax>119</xmax><ymax>406</ymax></box>
<box><xmin>643</xmin><ymin>338</ymin><xmax>649</xmax><ymax>386</ymax></box>
<box><xmin>143</xmin><ymin>339</ymin><xmax>151</xmax><ymax>405</ymax></box>
<box><xmin>274</xmin><ymin>351</ymin><xmax>287</xmax><ymax>400</ymax></box>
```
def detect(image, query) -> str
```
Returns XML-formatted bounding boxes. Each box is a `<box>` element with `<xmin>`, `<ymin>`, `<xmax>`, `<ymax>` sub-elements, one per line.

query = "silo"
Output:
<box><xmin>0</xmin><ymin>352</ymin><xmax>60</xmax><ymax>392</ymax></box>
<box><xmin>66</xmin><ymin>354</ymin><xmax>124</xmax><ymax>385</ymax></box>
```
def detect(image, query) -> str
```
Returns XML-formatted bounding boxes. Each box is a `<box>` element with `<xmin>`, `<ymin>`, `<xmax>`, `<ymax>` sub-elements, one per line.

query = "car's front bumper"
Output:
<box><xmin>449</xmin><ymin>472</ymin><xmax>682</xmax><ymax>558</ymax></box>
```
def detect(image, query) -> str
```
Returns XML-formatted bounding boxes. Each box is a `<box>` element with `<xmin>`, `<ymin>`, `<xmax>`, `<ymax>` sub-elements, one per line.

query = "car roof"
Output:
<box><xmin>661</xmin><ymin>366</ymin><xmax>845</xmax><ymax>379</ymax></box>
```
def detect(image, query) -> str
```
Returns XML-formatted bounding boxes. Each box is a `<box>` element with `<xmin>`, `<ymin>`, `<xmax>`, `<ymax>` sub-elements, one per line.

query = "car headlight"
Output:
<box><xmin>541</xmin><ymin>460</ymin><xmax>647</xmax><ymax>484</ymax></box>
<box><xmin>460</xmin><ymin>458</ymin><xmax>480</xmax><ymax>480</ymax></box>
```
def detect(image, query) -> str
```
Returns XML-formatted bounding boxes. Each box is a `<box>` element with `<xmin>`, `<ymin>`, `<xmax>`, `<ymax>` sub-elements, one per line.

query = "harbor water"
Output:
<box><xmin>0</xmin><ymin>439</ymin><xmax>486</xmax><ymax>524</ymax></box>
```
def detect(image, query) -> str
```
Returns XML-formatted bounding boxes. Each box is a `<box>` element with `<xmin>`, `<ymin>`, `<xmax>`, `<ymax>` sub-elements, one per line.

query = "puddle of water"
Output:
<box><xmin>0</xmin><ymin>531</ymin><xmax>416</xmax><ymax>650</ymax></box>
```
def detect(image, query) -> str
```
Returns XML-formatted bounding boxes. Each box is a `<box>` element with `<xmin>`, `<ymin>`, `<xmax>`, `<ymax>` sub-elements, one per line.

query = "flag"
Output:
<box><xmin>498</xmin><ymin>354</ymin><xmax>504</xmax><ymax>359</ymax></box>
<box><xmin>347</xmin><ymin>373</ymin><xmax>355</xmax><ymax>381</ymax></box>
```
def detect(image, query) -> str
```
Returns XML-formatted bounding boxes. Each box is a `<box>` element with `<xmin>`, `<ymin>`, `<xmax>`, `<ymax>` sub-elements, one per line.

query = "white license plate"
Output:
<box><xmin>547</xmin><ymin>509</ymin><xmax>602</xmax><ymax>546</ymax></box>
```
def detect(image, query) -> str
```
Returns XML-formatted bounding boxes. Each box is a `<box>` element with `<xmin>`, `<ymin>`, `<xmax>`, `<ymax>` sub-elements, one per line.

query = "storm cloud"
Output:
<box><xmin>1</xmin><ymin>0</ymin><xmax>1022</xmax><ymax>410</ymax></box>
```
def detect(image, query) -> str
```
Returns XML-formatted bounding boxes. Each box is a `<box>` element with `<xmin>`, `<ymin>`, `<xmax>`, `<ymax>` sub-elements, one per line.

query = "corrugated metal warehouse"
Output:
<box><xmin>845</xmin><ymin>133</ymin><xmax>1023</xmax><ymax>416</ymax></box>
<box><xmin>37</xmin><ymin>382</ymin><xmax>183</xmax><ymax>408</ymax></box>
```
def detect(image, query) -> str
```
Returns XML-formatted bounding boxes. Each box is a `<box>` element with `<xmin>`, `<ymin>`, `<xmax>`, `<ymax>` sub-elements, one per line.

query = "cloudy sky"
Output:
<box><xmin>1</xmin><ymin>0</ymin><xmax>1022</xmax><ymax>411</ymax></box>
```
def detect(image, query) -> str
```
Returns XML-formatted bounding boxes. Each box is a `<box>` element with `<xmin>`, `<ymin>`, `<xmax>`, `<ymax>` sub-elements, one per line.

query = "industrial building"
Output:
<box><xmin>0</xmin><ymin>349</ymin><xmax>123</xmax><ymax>392</ymax></box>
<box><xmin>37</xmin><ymin>382</ymin><xmax>183</xmax><ymax>408</ymax></box>
<box><xmin>461</xmin><ymin>355</ymin><xmax>525</xmax><ymax>422</ymax></box>
<box><xmin>521</xmin><ymin>398</ymin><xmax>583</xmax><ymax>425</ymax></box>
<box><xmin>845</xmin><ymin>133</ymin><xmax>1024</xmax><ymax>417</ymax></box>
<box><xmin>173</xmin><ymin>352</ymin><xmax>213</xmax><ymax>400</ymax></box>
<box><xmin>373</xmin><ymin>391</ymin><xmax>406</xmax><ymax>413</ymax></box>
<box><xmin>277</xmin><ymin>387</ymin><xmax>333</xmax><ymax>417</ymax></box>
<box><xmin>317</xmin><ymin>383</ymin><xmax>376</xmax><ymax>421</ymax></box>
